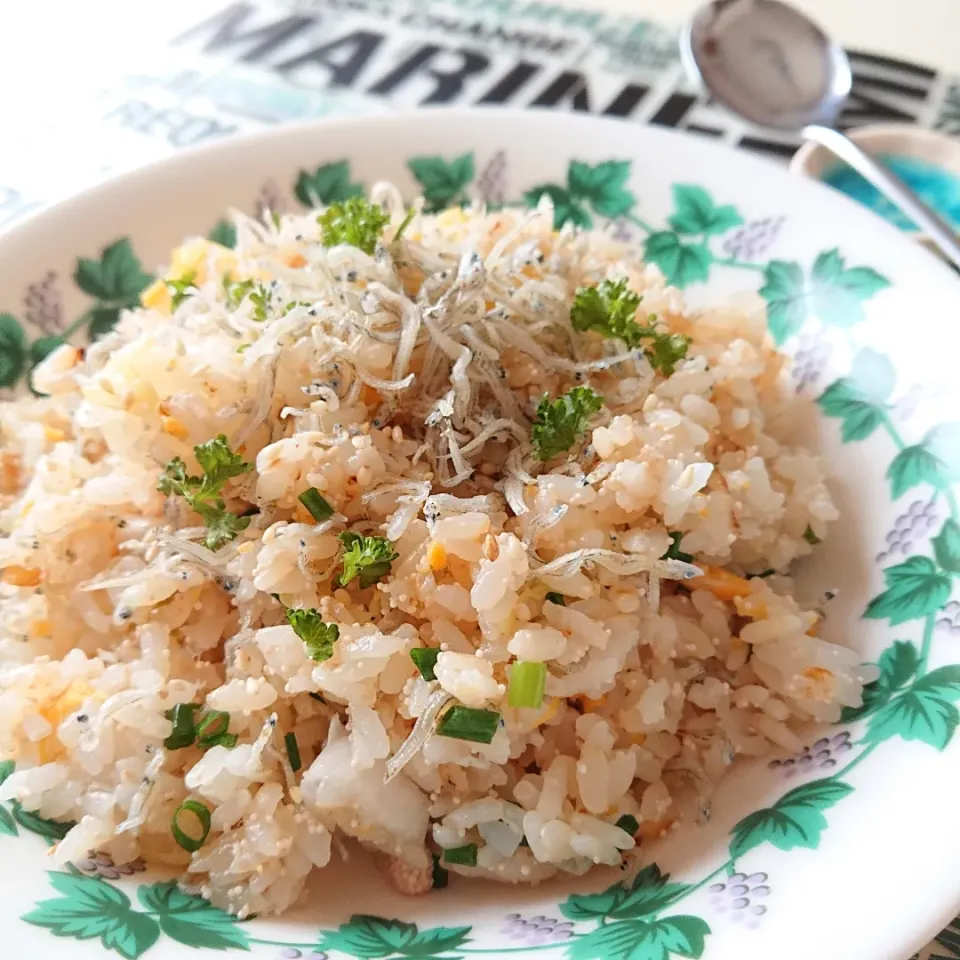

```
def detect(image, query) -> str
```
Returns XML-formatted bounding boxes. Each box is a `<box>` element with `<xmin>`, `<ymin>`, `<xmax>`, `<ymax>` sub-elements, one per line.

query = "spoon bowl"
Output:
<box><xmin>681</xmin><ymin>0</ymin><xmax>960</xmax><ymax>268</ymax></box>
<box><xmin>681</xmin><ymin>0</ymin><xmax>851</xmax><ymax>131</ymax></box>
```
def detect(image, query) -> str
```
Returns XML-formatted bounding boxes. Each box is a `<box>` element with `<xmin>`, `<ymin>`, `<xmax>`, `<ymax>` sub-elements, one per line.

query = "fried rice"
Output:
<box><xmin>0</xmin><ymin>184</ymin><xmax>871</xmax><ymax>916</ymax></box>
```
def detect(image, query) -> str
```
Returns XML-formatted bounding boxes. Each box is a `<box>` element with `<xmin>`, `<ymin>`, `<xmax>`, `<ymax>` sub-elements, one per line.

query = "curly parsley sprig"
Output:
<box><xmin>571</xmin><ymin>277</ymin><xmax>691</xmax><ymax>376</ymax></box>
<box><xmin>531</xmin><ymin>386</ymin><xmax>604</xmax><ymax>461</ymax></box>
<box><xmin>287</xmin><ymin>608</ymin><xmax>340</xmax><ymax>662</ymax></box>
<box><xmin>158</xmin><ymin>435</ymin><xmax>253</xmax><ymax>550</ymax></box>
<box><xmin>319</xmin><ymin>197</ymin><xmax>390</xmax><ymax>255</ymax></box>
<box><xmin>338</xmin><ymin>531</ymin><xmax>399</xmax><ymax>588</ymax></box>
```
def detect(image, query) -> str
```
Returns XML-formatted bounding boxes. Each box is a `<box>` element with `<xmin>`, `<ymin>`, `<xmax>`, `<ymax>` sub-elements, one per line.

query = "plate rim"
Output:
<box><xmin>2</xmin><ymin>106</ymin><xmax>960</xmax><ymax>960</ymax></box>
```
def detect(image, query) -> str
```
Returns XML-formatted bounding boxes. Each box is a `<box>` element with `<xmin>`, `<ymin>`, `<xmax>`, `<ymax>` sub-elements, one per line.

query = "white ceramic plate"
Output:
<box><xmin>2</xmin><ymin>109</ymin><xmax>960</xmax><ymax>960</ymax></box>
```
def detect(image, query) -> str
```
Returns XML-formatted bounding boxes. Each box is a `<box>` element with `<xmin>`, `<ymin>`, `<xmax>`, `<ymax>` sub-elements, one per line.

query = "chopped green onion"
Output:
<box><xmin>753</xmin><ymin>569</ymin><xmax>776</xmax><ymax>579</ymax></box>
<box><xmin>436</xmin><ymin>705</ymin><xmax>500</xmax><ymax>744</ymax></box>
<box><xmin>285</xmin><ymin>732</ymin><xmax>301</xmax><ymax>772</ymax></box>
<box><xmin>195</xmin><ymin>711</ymin><xmax>230</xmax><ymax>747</ymax></box>
<box><xmin>198</xmin><ymin>731</ymin><xmax>233</xmax><ymax>750</ymax></box>
<box><xmin>299</xmin><ymin>488</ymin><xmax>333</xmax><ymax>522</ymax></box>
<box><xmin>803</xmin><ymin>525</ymin><xmax>821</xmax><ymax>546</ymax></box>
<box><xmin>203</xmin><ymin>733</ymin><xmax>237</xmax><ymax>749</ymax></box>
<box><xmin>171</xmin><ymin>799</ymin><xmax>211</xmax><ymax>852</ymax></box>
<box><xmin>442</xmin><ymin>843</ymin><xmax>478</xmax><ymax>867</ymax></box>
<box><xmin>615</xmin><ymin>814</ymin><xmax>639</xmax><ymax>836</ymax></box>
<box><xmin>431</xmin><ymin>854</ymin><xmax>449</xmax><ymax>888</ymax></box>
<box><xmin>393</xmin><ymin>206</ymin><xmax>417</xmax><ymax>243</ymax></box>
<box><xmin>410</xmin><ymin>647</ymin><xmax>441</xmax><ymax>681</ymax></box>
<box><xmin>163</xmin><ymin>703</ymin><xmax>200</xmax><ymax>750</ymax></box>
<box><xmin>544</xmin><ymin>592</ymin><xmax>566</xmax><ymax>606</ymax></box>
<box><xmin>167</xmin><ymin>271</ymin><xmax>197</xmax><ymax>310</ymax></box>
<box><xmin>508</xmin><ymin>661</ymin><xmax>547</xmax><ymax>709</ymax></box>
<box><xmin>662</xmin><ymin>532</ymin><xmax>694</xmax><ymax>563</ymax></box>
<box><xmin>531</xmin><ymin>386</ymin><xmax>603</xmax><ymax>461</ymax></box>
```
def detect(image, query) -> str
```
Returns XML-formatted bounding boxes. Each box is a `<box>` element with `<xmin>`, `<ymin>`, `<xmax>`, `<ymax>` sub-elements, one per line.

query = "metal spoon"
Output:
<box><xmin>681</xmin><ymin>0</ymin><xmax>960</xmax><ymax>268</ymax></box>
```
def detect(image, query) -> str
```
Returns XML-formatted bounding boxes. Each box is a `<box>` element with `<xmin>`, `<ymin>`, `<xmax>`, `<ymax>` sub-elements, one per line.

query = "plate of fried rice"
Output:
<box><xmin>1</xmin><ymin>109</ymin><xmax>959</xmax><ymax>960</ymax></box>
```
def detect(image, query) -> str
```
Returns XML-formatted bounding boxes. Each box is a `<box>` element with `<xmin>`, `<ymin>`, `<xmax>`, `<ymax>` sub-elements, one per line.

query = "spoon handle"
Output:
<box><xmin>803</xmin><ymin>123</ymin><xmax>960</xmax><ymax>269</ymax></box>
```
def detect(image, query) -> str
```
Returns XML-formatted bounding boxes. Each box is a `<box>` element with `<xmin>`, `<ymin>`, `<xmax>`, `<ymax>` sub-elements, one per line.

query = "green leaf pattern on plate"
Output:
<box><xmin>407</xmin><ymin>154</ymin><xmax>476</xmax><ymax>212</ymax></box>
<box><xmin>294</xmin><ymin>160</ymin><xmax>364</xmax><ymax>207</ymax></box>
<box><xmin>562</xmin><ymin>864</ymin><xmax>691</xmax><ymax>922</ymax></box>
<box><xmin>23</xmin><ymin>873</ymin><xmax>161</xmax><ymax>960</ymax></box>
<box><xmin>3</xmin><ymin>153</ymin><xmax>955</xmax><ymax>960</ymax></box>
<box><xmin>318</xmin><ymin>915</ymin><xmax>471</xmax><ymax>958</ymax></box>
<box><xmin>728</xmin><ymin>779</ymin><xmax>854</xmax><ymax>860</ymax></box>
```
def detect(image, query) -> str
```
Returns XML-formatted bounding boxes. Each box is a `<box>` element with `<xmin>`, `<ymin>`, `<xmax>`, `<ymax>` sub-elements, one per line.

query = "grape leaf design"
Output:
<box><xmin>643</xmin><ymin>233</ymin><xmax>711</xmax><ymax>289</ymax></box>
<box><xmin>23</xmin><ymin>872</ymin><xmax>160</xmax><ymax>959</ymax></box>
<box><xmin>809</xmin><ymin>249</ymin><xmax>890</xmax><ymax>326</ymax></box>
<box><xmin>317</xmin><ymin>915</ymin><xmax>472</xmax><ymax>958</ymax></box>
<box><xmin>864</xmin><ymin>556</ymin><xmax>952</xmax><ymax>625</ymax></box>
<box><xmin>0</xmin><ymin>312</ymin><xmax>27</xmax><ymax>388</ymax></box>
<box><xmin>886</xmin><ymin>422</ymin><xmax>960</xmax><ymax>499</ymax></box>
<box><xmin>926</xmin><ymin>423</ymin><xmax>960</xmax><ymax>479</ymax></box>
<box><xmin>760</xmin><ymin>251</ymin><xmax>889</xmax><ymax>343</ymax></box>
<box><xmin>526</xmin><ymin>183</ymin><xmax>592</xmax><ymax>228</ymax></box>
<box><xmin>294</xmin><ymin>160</ymin><xmax>364</xmax><ymax>207</ymax></box>
<box><xmin>817</xmin><ymin>348</ymin><xmax>896</xmax><ymax>443</ymax></box>
<box><xmin>759</xmin><ymin>260</ymin><xmax>806</xmax><ymax>344</ymax></box>
<box><xmin>525</xmin><ymin>159</ymin><xmax>635</xmax><ymax>228</ymax></box>
<box><xmin>74</xmin><ymin>239</ymin><xmax>152</xmax><ymax>305</ymax></box>
<box><xmin>73</xmin><ymin>239</ymin><xmax>153</xmax><ymax>342</ymax></box>
<box><xmin>207</xmin><ymin>219</ymin><xmax>237</xmax><ymax>248</ymax></box>
<box><xmin>888</xmin><ymin>444</ymin><xmax>947</xmax><ymax>499</ymax></box>
<box><xmin>864</xmin><ymin>666</ymin><xmax>960</xmax><ymax>749</ymax></box>
<box><xmin>0</xmin><ymin>760</ymin><xmax>15</xmax><ymax>837</ymax></box>
<box><xmin>408</xmin><ymin>153</ymin><xmax>476</xmax><ymax>213</ymax></box>
<box><xmin>728</xmin><ymin>779</ymin><xmax>854</xmax><ymax>859</ymax></box>
<box><xmin>934</xmin><ymin>519</ymin><xmax>960</xmax><ymax>574</ymax></box>
<box><xmin>840</xmin><ymin>640</ymin><xmax>919</xmax><ymax>722</ymax></box>
<box><xmin>11</xmin><ymin>802</ymin><xmax>75</xmax><ymax>844</ymax></box>
<box><xmin>566</xmin><ymin>161</ymin><xmax>636</xmax><ymax>218</ymax></box>
<box><xmin>136</xmin><ymin>881</ymin><xmax>249</xmax><ymax>950</ymax></box>
<box><xmin>562</xmin><ymin>864</ymin><xmax>690</xmax><ymax>922</ymax></box>
<box><xmin>667</xmin><ymin>184</ymin><xmax>743</xmax><ymax>237</ymax></box>
<box><xmin>568</xmin><ymin>915</ymin><xmax>710</xmax><ymax>960</ymax></box>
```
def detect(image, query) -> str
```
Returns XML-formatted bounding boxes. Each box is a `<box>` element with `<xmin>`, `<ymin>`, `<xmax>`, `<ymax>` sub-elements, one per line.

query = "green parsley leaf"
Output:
<box><xmin>662</xmin><ymin>532</ymin><xmax>694</xmax><ymax>563</ymax></box>
<box><xmin>318</xmin><ymin>197</ymin><xmax>390</xmax><ymax>256</ymax></box>
<box><xmin>803</xmin><ymin>525</ymin><xmax>822</xmax><ymax>545</ymax></box>
<box><xmin>193</xmin><ymin>435</ymin><xmax>252</xmax><ymax>489</ymax></box>
<box><xmin>571</xmin><ymin>278</ymin><xmax>643</xmax><ymax>346</ymax></box>
<box><xmin>570</xmin><ymin>278</ymin><xmax>691</xmax><ymax>375</ymax></box>
<box><xmin>158</xmin><ymin>435</ymin><xmax>252</xmax><ymax>550</ymax></box>
<box><xmin>166</xmin><ymin>271</ymin><xmax>197</xmax><ymax>310</ymax></box>
<box><xmin>393</xmin><ymin>206</ymin><xmax>417</xmax><ymax>243</ymax></box>
<box><xmin>338</xmin><ymin>531</ymin><xmax>399</xmax><ymax>588</ymax></box>
<box><xmin>287</xmin><ymin>608</ymin><xmax>340</xmax><ymax>662</ymax></box>
<box><xmin>646</xmin><ymin>329</ymin><xmax>692</xmax><ymax>376</ymax></box>
<box><xmin>195</xmin><ymin>506</ymin><xmax>251</xmax><ymax>551</ymax></box>
<box><xmin>225</xmin><ymin>278</ymin><xmax>270</xmax><ymax>321</ymax></box>
<box><xmin>410</xmin><ymin>646</ymin><xmax>441</xmax><ymax>681</ymax></box>
<box><xmin>545</xmin><ymin>591</ymin><xmax>566</xmax><ymax>606</ymax></box>
<box><xmin>531</xmin><ymin>386</ymin><xmax>603</xmax><ymax>461</ymax></box>
<box><xmin>299</xmin><ymin>488</ymin><xmax>334</xmax><ymax>521</ymax></box>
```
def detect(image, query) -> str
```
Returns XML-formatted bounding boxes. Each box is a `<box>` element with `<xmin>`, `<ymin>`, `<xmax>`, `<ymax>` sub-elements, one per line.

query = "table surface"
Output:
<box><xmin>2</xmin><ymin>0</ymin><xmax>958</xmax><ymax>94</ymax></box>
<box><xmin>574</xmin><ymin>0</ymin><xmax>959</xmax><ymax>73</ymax></box>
